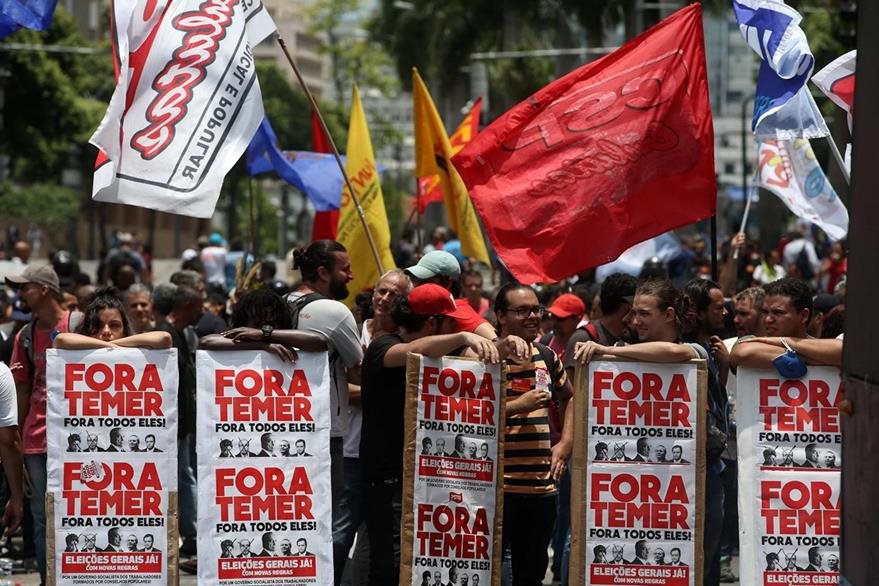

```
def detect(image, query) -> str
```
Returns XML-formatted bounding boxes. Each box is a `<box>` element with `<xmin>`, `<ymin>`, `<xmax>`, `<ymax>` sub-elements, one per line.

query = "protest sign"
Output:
<box><xmin>196</xmin><ymin>350</ymin><xmax>332</xmax><ymax>585</ymax></box>
<box><xmin>570</xmin><ymin>358</ymin><xmax>706</xmax><ymax>586</ymax></box>
<box><xmin>737</xmin><ymin>367</ymin><xmax>842</xmax><ymax>585</ymax></box>
<box><xmin>46</xmin><ymin>348</ymin><xmax>179</xmax><ymax>586</ymax></box>
<box><xmin>401</xmin><ymin>355</ymin><xmax>504</xmax><ymax>586</ymax></box>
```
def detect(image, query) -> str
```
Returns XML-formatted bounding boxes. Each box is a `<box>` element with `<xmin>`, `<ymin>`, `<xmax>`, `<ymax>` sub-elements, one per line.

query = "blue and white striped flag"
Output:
<box><xmin>733</xmin><ymin>0</ymin><xmax>830</xmax><ymax>139</ymax></box>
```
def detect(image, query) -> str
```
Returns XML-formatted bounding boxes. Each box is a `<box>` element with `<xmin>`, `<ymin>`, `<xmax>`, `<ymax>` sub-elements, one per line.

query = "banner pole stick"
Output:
<box><xmin>275</xmin><ymin>35</ymin><xmax>385</xmax><ymax>274</ymax></box>
<box><xmin>825</xmin><ymin>134</ymin><xmax>851</xmax><ymax>185</ymax></box>
<box><xmin>733</xmin><ymin>166</ymin><xmax>760</xmax><ymax>260</ymax></box>
<box><xmin>710</xmin><ymin>215</ymin><xmax>718</xmax><ymax>282</ymax></box>
<box><xmin>248</xmin><ymin>176</ymin><xmax>256</xmax><ymax>256</ymax></box>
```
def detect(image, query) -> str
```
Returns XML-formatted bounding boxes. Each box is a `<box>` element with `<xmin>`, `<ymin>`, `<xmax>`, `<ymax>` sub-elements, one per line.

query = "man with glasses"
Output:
<box><xmin>494</xmin><ymin>282</ymin><xmax>574</xmax><ymax>585</ymax></box>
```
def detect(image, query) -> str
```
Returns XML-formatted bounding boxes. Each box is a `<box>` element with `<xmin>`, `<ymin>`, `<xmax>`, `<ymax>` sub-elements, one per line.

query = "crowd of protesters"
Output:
<box><xmin>0</xmin><ymin>222</ymin><xmax>846</xmax><ymax>585</ymax></box>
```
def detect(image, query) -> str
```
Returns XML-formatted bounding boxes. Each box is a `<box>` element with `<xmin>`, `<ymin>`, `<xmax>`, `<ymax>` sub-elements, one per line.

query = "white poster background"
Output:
<box><xmin>46</xmin><ymin>348</ymin><xmax>178</xmax><ymax>586</ymax></box>
<box><xmin>196</xmin><ymin>350</ymin><xmax>332</xmax><ymax>585</ymax></box>
<box><xmin>409</xmin><ymin>357</ymin><xmax>502</xmax><ymax>586</ymax></box>
<box><xmin>737</xmin><ymin>366</ymin><xmax>842</xmax><ymax>586</ymax></box>
<box><xmin>584</xmin><ymin>360</ymin><xmax>699</xmax><ymax>586</ymax></box>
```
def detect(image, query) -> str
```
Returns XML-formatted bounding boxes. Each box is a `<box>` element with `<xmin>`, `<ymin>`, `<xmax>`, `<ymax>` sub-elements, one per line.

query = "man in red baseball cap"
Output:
<box><xmin>359</xmin><ymin>284</ymin><xmax>525</xmax><ymax>583</ymax></box>
<box><xmin>544</xmin><ymin>293</ymin><xmax>586</xmax><ymax>363</ymax></box>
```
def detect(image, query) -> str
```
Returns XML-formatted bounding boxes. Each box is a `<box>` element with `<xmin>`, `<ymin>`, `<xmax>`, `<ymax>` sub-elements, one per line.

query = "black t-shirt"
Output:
<box><xmin>155</xmin><ymin>321</ymin><xmax>196</xmax><ymax>437</ymax></box>
<box><xmin>359</xmin><ymin>333</ymin><xmax>407</xmax><ymax>481</ymax></box>
<box><xmin>195</xmin><ymin>311</ymin><xmax>227</xmax><ymax>338</ymax></box>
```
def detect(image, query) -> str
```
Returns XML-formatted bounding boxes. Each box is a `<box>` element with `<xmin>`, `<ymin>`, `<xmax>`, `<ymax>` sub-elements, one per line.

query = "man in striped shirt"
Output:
<box><xmin>495</xmin><ymin>282</ymin><xmax>574</xmax><ymax>585</ymax></box>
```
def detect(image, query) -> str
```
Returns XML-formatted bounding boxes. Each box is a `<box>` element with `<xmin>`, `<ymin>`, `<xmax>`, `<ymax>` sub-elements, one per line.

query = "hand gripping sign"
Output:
<box><xmin>570</xmin><ymin>357</ymin><xmax>707</xmax><ymax>586</ymax></box>
<box><xmin>401</xmin><ymin>355</ymin><xmax>505</xmax><ymax>586</ymax></box>
<box><xmin>736</xmin><ymin>366</ymin><xmax>842</xmax><ymax>586</ymax></box>
<box><xmin>196</xmin><ymin>350</ymin><xmax>332</xmax><ymax>585</ymax></box>
<box><xmin>46</xmin><ymin>348</ymin><xmax>179</xmax><ymax>586</ymax></box>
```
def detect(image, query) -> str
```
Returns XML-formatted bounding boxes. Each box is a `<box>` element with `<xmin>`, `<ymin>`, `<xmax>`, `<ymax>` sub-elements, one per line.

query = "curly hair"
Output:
<box><xmin>230</xmin><ymin>288</ymin><xmax>292</xmax><ymax>329</ymax></box>
<box><xmin>76</xmin><ymin>287</ymin><xmax>133</xmax><ymax>338</ymax></box>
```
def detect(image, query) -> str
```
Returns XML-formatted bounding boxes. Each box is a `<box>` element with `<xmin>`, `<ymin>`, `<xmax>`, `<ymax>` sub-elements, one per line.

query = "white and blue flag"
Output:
<box><xmin>733</xmin><ymin>0</ymin><xmax>830</xmax><ymax>139</ymax></box>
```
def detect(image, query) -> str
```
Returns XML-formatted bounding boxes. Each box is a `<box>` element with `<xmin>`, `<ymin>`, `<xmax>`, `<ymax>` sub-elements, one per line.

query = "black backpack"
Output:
<box><xmin>287</xmin><ymin>292</ymin><xmax>338</xmax><ymax>363</ymax></box>
<box><xmin>20</xmin><ymin>311</ymin><xmax>83</xmax><ymax>369</ymax></box>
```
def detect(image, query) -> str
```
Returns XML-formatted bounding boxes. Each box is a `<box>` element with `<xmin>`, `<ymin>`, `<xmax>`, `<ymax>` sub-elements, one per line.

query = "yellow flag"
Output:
<box><xmin>412</xmin><ymin>69</ymin><xmax>490</xmax><ymax>266</ymax></box>
<box><xmin>337</xmin><ymin>84</ymin><xmax>396</xmax><ymax>306</ymax></box>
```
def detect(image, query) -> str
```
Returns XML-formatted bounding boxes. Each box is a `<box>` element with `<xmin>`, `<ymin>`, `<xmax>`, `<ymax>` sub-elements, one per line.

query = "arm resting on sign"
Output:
<box><xmin>473</xmin><ymin>321</ymin><xmax>497</xmax><ymax>340</ymax></box>
<box><xmin>112</xmin><ymin>331</ymin><xmax>172</xmax><ymax>349</ymax></box>
<box><xmin>574</xmin><ymin>341</ymin><xmax>699</xmax><ymax>364</ymax></box>
<box><xmin>732</xmin><ymin>337</ymin><xmax>843</xmax><ymax>368</ymax></box>
<box><xmin>0</xmin><ymin>426</ymin><xmax>23</xmax><ymax>535</ymax></box>
<box><xmin>199</xmin><ymin>335</ymin><xmax>299</xmax><ymax>363</ymax></box>
<box><xmin>221</xmin><ymin>327</ymin><xmax>328</xmax><ymax>352</ymax></box>
<box><xmin>383</xmin><ymin>332</ymin><xmax>499</xmax><ymax>368</ymax></box>
<box><xmin>53</xmin><ymin>333</ymin><xmax>114</xmax><ymax>350</ymax></box>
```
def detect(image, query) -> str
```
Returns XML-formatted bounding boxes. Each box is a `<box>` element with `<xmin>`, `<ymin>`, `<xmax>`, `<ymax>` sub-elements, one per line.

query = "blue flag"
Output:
<box><xmin>0</xmin><ymin>0</ymin><xmax>59</xmax><ymax>39</ymax></box>
<box><xmin>733</xmin><ymin>0</ymin><xmax>829</xmax><ymax>139</ymax></box>
<box><xmin>246</xmin><ymin>117</ymin><xmax>344</xmax><ymax>212</ymax></box>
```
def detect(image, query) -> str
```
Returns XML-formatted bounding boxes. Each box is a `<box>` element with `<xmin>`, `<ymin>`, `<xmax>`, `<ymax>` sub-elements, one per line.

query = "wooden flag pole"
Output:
<box><xmin>275</xmin><ymin>35</ymin><xmax>384</xmax><ymax>275</ymax></box>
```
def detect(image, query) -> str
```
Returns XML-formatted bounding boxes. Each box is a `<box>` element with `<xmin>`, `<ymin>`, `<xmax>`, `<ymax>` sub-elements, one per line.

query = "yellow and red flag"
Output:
<box><xmin>417</xmin><ymin>98</ymin><xmax>482</xmax><ymax>213</ymax></box>
<box><xmin>413</xmin><ymin>70</ymin><xmax>490</xmax><ymax>266</ymax></box>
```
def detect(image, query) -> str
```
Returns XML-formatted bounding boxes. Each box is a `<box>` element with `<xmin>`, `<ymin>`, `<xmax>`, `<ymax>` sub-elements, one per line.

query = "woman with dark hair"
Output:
<box><xmin>54</xmin><ymin>288</ymin><xmax>171</xmax><ymax>349</ymax></box>
<box><xmin>200</xmin><ymin>288</ymin><xmax>326</xmax><ymax>361</ymax></box>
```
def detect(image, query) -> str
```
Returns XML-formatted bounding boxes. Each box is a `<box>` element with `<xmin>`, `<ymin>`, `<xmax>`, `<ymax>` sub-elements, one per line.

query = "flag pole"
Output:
<box><xmin>248</xmin><ymin>176</ymin><xmax>256</xmax><ymax>255</ymax></box>
<box><xmin>275</xmin><ymin>35</ymin><xmax>385</xmax><ymax>275</ymax></box>
<box><xmin>733</xmin><ymin>167</ymin><xmax>760</xmax><ymax>260</ymax></box>
<box><xmin>825</xmin><ymin>134</ymin><xmax>851</xmax><ymax>185</ymax></box>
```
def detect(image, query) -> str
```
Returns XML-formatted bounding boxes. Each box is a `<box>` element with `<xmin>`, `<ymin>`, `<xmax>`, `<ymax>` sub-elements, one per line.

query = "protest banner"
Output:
<box><xmin>196</xmin><ymin>350</ymin><xmax>332</xmax><ymax>585</ymax></box>
<box><xmin>570</xmin><ymin>358</ymin><xmax>706</xmax><ymax>586</ymax></box>
<box><xmin>46</xmin><ymin>348</ymin><xmax>179</xmax><ymax>586</ymax></box>
<box><xmin>401</xmin><ymin>355</ymin><xmax>504</xmax><ymax>586</ymax></box>
<box><xmin>737</xmin><ymin>367</ymin><xmax>842</xmax><ymax>585</ymax></box>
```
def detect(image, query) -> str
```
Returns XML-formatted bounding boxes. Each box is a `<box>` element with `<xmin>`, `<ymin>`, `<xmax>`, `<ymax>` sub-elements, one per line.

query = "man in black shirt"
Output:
<box><xmin>154</xmin><ymin>285</ymin><xmax>202</xmax><ymax>558</ymax></box>
<box><xmin>359</xmin><ymin>284</ymin><xmax>506</xmax><ymax>585</ymax></box>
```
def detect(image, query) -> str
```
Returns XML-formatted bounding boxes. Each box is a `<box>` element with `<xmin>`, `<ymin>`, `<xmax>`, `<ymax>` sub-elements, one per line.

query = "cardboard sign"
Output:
<box><xmin>401</xmin><ymin>355</ymin><xmax>504</xmax><ymax>586</ymax></box>
<box><xmin>570</xmin><ymin>358</ymin><xmax>706</xmax><ymax>586</ymax></box>
<box><xmin>196</xmin><ymin>350</ymin><xmax>332</xmax><ymax>585</ymax></box>
<box><xmin>737</xmin><ymin>367</ymin><xmax>842</xmax><ymax>585</ymax></box>
<box><xmin>46</xmin><ymin>348</ymin><xmax>179</xmax><ymax>585</ymax></box>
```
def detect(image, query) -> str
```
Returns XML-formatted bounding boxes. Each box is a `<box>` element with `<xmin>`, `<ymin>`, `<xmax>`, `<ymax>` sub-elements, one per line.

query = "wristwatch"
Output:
<box><xmin>261</xmin><ymin>325</ymin><xmax>274</xmax><ymax>342</ymax></box>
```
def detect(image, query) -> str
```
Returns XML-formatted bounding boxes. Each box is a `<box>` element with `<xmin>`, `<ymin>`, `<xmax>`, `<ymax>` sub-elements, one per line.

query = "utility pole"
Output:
<box><xmin>841</xmin><ymin>3</ymin><xmax>878</xmax><ymax>584</ymax></box>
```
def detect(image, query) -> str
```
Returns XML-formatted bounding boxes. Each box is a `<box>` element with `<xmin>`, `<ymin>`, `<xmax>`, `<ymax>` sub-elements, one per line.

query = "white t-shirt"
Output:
<box><xmin>341</xmin><ymin>321</ymin><xmax>373</xmax><ymax>459</ymax></box>
<box><xmin>0</xmin><ymin>362</ymin><xmax>19</xmax><ymax>428</ymax></box>
<box><xmin>200</xmin><ymin>246</ymin><xmax>228</xmax><ymax>286</ymax></box>
<box><xmin>287</xmin><ymin>293</ymin><xmax>363</xmax><ymax>438</ymax></box>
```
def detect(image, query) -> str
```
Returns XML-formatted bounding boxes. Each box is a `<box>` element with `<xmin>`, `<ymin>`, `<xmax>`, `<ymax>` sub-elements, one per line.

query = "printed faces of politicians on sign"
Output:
<box><xmin>217</xmin><ymin>435</ymin><xmax>313</xmax><ymax>458</ymax></box>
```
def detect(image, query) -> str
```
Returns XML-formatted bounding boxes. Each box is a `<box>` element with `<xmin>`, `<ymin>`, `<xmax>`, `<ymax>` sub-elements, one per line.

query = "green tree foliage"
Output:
<box><xmin>0</xmin><ymin>182</ymin><xmax>81</xmax><ymax>232</ymax></box>
<box><xmin>0</xmin><ymin>8</ymin><xmax>113</xmax><ymax>182</ymax></box>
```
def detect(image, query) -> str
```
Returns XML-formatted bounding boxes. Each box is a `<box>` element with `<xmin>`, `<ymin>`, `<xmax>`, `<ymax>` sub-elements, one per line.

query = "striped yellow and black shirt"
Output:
<box><xmin>503</xmin><ymin>345</ymin><xmax>570</xmax><ymax>495</ymax></box>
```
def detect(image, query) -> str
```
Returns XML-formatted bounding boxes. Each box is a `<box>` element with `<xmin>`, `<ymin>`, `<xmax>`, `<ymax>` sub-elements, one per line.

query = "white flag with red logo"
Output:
<box><xmin>812</xmin><ymin>50</ymin><xmax>856</xmax><ymax>134</ymax></box>
<box><xmin>90</xmin><ymin>0</ymin><xmax>276</xmax><ymax>217</ymax></box>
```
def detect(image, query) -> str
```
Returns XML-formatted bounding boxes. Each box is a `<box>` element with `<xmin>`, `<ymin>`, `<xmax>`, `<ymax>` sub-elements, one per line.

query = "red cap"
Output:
<box><xmin>408</xmin><ymin>284</ymin><xmax>457</xmax><ymax>316</ymax></box>
<box><xmin>547</xmin><ymin>293</ymin><xmax>586</xmax><ymax>319</ymax></box>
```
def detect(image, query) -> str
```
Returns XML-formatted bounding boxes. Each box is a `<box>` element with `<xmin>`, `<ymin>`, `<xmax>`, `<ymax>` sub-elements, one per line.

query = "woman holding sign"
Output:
<box><xmin>53</xmin><ymin>288</ymin><xmax>172</xmax><ymax>350</ymax></box>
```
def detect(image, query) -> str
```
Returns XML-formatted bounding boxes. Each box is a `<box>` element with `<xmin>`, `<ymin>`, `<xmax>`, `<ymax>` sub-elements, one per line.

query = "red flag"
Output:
<box><xmin>453</xmin><ymin>4</ymin><xmax>715</xmax><ymax>284</ymax></box>
<box><xmin>417</xmin><ymin>98</ymin><xmax>482</xmax><ymax>213</ymax></box>
<box><xmin>310</xmin><ymin>109</ymin><xmax>339</xmax><ymax>241</ymax></box>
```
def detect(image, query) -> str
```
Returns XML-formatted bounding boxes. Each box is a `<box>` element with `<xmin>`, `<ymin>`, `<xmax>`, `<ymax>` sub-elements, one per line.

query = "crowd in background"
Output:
<box><xmin>0</xmin><ymin>221</ymin><xmax>847</xmax><ymax>586</ymax></box>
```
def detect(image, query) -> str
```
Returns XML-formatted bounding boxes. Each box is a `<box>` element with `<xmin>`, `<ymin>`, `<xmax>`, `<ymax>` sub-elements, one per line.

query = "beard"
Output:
<box><xmin>329</xmin><ymin>280</ymin><xmax>349</xmax><ymax>301</ymax></box>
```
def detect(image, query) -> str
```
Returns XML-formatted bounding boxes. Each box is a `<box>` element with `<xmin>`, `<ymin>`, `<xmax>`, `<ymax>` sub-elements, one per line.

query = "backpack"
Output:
<box><xmin>795</xmin><ymin>246</ymin><xmax>815</xmax><ymax>280</ymax></box>
<box><xmin>20</xmin><ymin>311</ymin><xmax>83</xmax><ymax>369</ymax></box>
<box><xmin>288</xmin><ymin>292</ymin><xmax>327</xmax><ymax>328</ymax></box>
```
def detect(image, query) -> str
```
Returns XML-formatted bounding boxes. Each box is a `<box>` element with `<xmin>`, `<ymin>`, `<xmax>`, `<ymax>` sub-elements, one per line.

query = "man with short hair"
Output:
<box><xmin>258</xmin><ymin>532</ymin><xmax>276</xmax><ymax>557</ymax></box>
<box><xmin>632</xmin><ymin>438</ymin><xmax>651</xmax><ymax>462</ymax></box>
<box><xmin>495</xmin><ymin>282</ymin><xmax>574</xmax><ymax>585</ymax></box>
<box><xmin>278</xmin><ymin>440</ymin><xmax>291</xmax><ymax>456</ymax></box>
<box><xmin>823</xmin><ymin>451</ymin><xmax>838</xmax><ymax>468</ymax></box>
<box><xmin>279</xmin><ymin>539</ymin><xmax>292</xmax><ymax>556</ymax></box>
<box><xmin>434</xmin><ymin>438</ymin><xmax>447</xmax><ymax>456</ymax></box>
<box><xmin>256</xmin><ymin>433</ymin><xmax>275</xmax><ymax>457</ymax></box>
<box><xmin>801</xmin><ymin>444</ymin><xmax>819</xmax><ymax>468</ymax></box>
<box><xmin>142</xmin><ymin>534</ymin><xmax>158</xmax><ymax>552</ymax></box>
<box><xmin>103</xmin><ymin>528</ymin><xmax>123</xmax><ymax>552</ymax></box>
<box><xmin>671</xmin><ymin>445</ymin><xmax>688</xmax><ymax>464</ymax></box>
<box><xmin>154</xmin><ymin>285</ymin><xmax>203</xmax><ymax>558</ymax></box>
<box><xmin>237</xmin><ymin>539</ymin><xmax>255</xmax><ymax>558</ymax></box>
<box><xmin>670</xmin><ymin>547</ymin><xmax>685</xmax><ymax>566</ymax></box>
<box><xmin>360</xmin><ymin>284</ymin><xmax>511</xmax><ymax>584</ymax></box>
<box><xmin>294</xmin><ymin>439</ymin><xmax>310</xmax><ymax>457</ymax></box>
<box><xmin>107</xmin><ymin>428</ymin><xmax>124</xmax><ymax>451</ymax></box>
<box><xmin>126</xmin><ymin>534</ymin><xmax>139</xmax><ymax>552</ymax></box>
<box><xmin>804</xmin><ymin>547</ymin><xmax>822</xmax><ymax>571</ymax></box>
<box><xmin>631</xmin><ymin>540</ymin><xmax>650</xmax><ymax>565</ymax></box>
<box><xmin>653</xmin><ymin>547</ymin><xmax>666</xmax><ymax>565</ymax></box>
<box><xmin>7</xmin><ymin>264</ymin><xmax>80</xmax><ymax>586</ymax></box>
<box><xmin>81</xmin><ymin>534</ymin><xmax>97</xmax><ymax>552</ymax></box>
<box><xmin>83</xmin><ymin>432</ymin><xmax>102</xmax><ymax>452</ymax></box>
<box><xmin>296</xmin><ymin>537</ymin><xmax>313</xmax><ymax>556</ymax></box>
<box><xmin>654</xmin><ymin>445</ymin><xmax>668</xmax><ymax>463</ymax></box>
<box><xmin>144</xmin><ymin>434</ymin><xmax>160</xmax><ymax>452</ymax></box>
<box><xmin>127</xmin><ymin>435</ymin><xmax>141</xmax><ymax>452</ymax></box>
<box><xmin>460</xmin><ymin>270</ymin><xmax>490</xmax><ymax>317</ymax></box>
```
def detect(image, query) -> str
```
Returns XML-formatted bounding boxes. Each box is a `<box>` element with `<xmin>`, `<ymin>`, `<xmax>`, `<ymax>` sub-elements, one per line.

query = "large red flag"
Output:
<box><xmin>310</xmin><ymin>109</ymin><xmax>339</xmax><ymax>241</ymax></box>
<box><xmin>453</xmin><ymin>4</ymin><xmax>715</xmax><ymax>284</ymax></box>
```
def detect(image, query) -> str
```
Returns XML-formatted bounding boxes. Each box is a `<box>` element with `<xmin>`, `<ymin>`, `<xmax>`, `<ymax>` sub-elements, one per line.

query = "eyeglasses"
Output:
<box><xmin>505</xmin><ymin>305</ymin><xmax>546</xmax><ymax>318</ymax></box>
